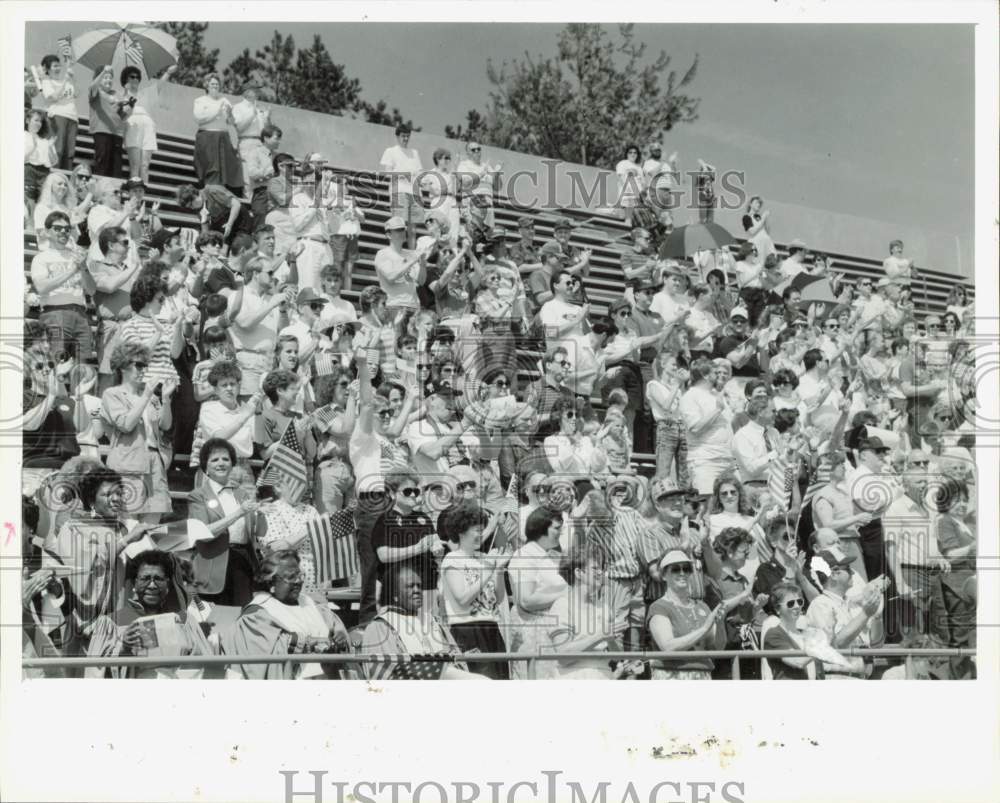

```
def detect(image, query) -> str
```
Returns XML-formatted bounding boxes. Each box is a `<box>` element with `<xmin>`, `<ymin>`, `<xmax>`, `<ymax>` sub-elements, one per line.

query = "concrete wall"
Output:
<box><xmin>55</xmin><ymin>75</ymin><xmax>970</xmax><ymax>277</ymax></box>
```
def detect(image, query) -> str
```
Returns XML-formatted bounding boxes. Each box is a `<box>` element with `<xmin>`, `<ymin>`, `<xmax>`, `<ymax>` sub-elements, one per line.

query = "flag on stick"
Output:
<box><xmin>257</xmin><ymin>420</ymin><xmax>308</xmax><ymax>503</ymax></box>
<box><xmin>767</xmin><ymin>448</ymin><xmax>797</xmax><ymax>511</ymax></box>
<box><xmin>306</xmin><ymin>510</ymin><xmax>359</xmax><ymax>585</ymax></box>
<box><xmin>123</xmin><ymin>37</ymin><xmax>144</xmax><ymax>68</ymax></box>
<box><xmin>57</xmin><ymin>36</ymin><xmax>73</xmax><ymax>59</ymax></box>
<box><xmin>313</xmin><ymin>352</ymin><xmax>336</xmax><ymax>377</ymax></box>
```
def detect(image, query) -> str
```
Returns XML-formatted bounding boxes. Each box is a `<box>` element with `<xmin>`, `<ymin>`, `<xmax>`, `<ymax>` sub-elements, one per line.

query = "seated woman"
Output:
<box><xmin>646</xmin><ymin>550</ymin><xmax>726</xmax><ymax>680</ymax></box>
<box><xmin>255</xmin><ymin>477</ymin><xmax>323</xmax><ymax>597</ymax></box>
<box><xmin>437</xmin><ymin>501</ymin><xmax>511</xmax><ymax>679</ymax></box>
<box><xmin>760</xmin><ymin>581</ymin><xmax>821</xmax><ymax>680</ymax></box>
<box><xmin>547</xmin><ymin>541</ymin><xmax>644</xmax><ymax>680</ymax></box>
<box><xmin>85</xmin><ymin>550</ymin><xmax>216</xmax><ymax>679</ymax></box>
<box><xmin>361</xmin><ymin>562</ymin><xmax>485</xmax><ymax>680</ymax></box>
<box><xmin>220</xmin><ymin>549</ymin><xmax>349</xmax><ymax>680</ymax></box>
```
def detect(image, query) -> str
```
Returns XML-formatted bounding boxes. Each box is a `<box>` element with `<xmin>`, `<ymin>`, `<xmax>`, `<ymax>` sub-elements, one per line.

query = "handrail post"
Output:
<box><xmin>731</xmin><ymin>655</ymin><xmax>741</xmax><ymax>680</ymax></box>
<box><xmin>526</xmin><ymin>646</ymin><xmax>540</xmax><ymax>680</ymax></box>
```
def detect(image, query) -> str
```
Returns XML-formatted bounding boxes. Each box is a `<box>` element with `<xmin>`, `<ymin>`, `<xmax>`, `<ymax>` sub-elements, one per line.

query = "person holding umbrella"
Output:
<box><xmin>119</xmin><ymin>62</ymin><xmax>177</xmax><ymax>186</ymax></box>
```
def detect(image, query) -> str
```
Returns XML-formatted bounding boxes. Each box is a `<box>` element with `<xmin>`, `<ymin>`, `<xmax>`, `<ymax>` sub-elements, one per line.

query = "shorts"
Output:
<box><xmin>124</xmin><ymin>113</ymin><xmax>157</xmax><ymax>152</ymax></box>
<box><xmin>687</xmin><ymin>456</ymin><xmax>737</xmax><ymax>495</ymax></box>
<box><xmin>119</xmin><ymin>456</ymin><xmax>172</xmax><ymax>515</ymax></box>
<box><xmin>25</xmin><ymin>163</ymin><xmax>50</xmax><ymax>202</ymax></box>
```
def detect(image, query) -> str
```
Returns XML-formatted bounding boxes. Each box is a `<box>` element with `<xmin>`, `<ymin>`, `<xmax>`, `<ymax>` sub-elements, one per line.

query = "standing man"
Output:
<box><xmin>679</xmin><ymin>358</ymin><xmax>736</xmax><ymax>495</ymax></box>
<box><xmin>379</xmin><ymin>124</ymin><xmax>423</xmax><ymax>248</ymax></box>
<box><xmin>405</xmin><ymin>387</ymin><xmax>473</xmax><ymax>477</ymax></box>
<box><xmin>650</xmin><ymin>264</ymin><xmax>690</xmax><ymax>323</ymax></box>
<box><xmin>231</xmin><ymin>80</ymin><xmax>274</xmax><ymax>222</ymax></box>
<box><xmin>848</xmin><ymin>437</ymin><xmax>900</xmax><ymax>584</ymax></box>
<box><xmin>456</xmin><ymin>141</ymin><xmax>503</xmax><ymax>241</ymax></box>
<box><xmin>88</xmin><ymin>226</ymin><xmax>142</xmax><ymax>392</ymax></box>
<box><xmin>731</xmin><ymin>397</ymin><xmax>785</xmax><ymax>487</ymax></box>
<box><xmin>375</xmin><ymin>216</ymin><xmax>426</xmax><ymax>313</ymax></box>
<box><xmin>641</xmin><ymin>142</ymin><xmax>679</xmax><ymax>191</ymax></box>
<box><xmin>30</xmin><ymin>211</ymin><xmax>96</xmax><ymax>362</ymax></box>
<box><xmin>509</xmin><ymin>215</ymin><xmax>541</xmax><ymax>274</ymax></box>
<box><xmin>539</xmin><ymin>270</ymin><xmax>589</xmax><ymax>354</ymax></box>
<box><xmin>621</xmin><ymin>228</ymin><xmax>659</xmax><ymax>300</ymax></box>
<box><xmin>289</xmin><ymin>166</ymin><xmax>332</xmax><ymax>292</ymax></box>
<box><xmin>229</xmin><ymin>257</ymin><xmax>291</xmax><ymax>398</ymax></box>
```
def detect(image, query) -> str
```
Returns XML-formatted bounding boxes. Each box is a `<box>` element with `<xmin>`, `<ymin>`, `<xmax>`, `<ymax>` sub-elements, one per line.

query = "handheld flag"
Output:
<box><xmin>257</xmin><ymin>420</ymin><xmax>308</xmax><ymax>503</ymax></box>
<box><xmin>306</xmin><ymin>510</ymin><xmax>359</xmax><ymax>586</ymax></box>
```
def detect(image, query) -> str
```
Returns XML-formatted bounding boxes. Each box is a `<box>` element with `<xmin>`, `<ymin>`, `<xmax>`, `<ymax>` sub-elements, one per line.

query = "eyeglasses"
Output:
<box><xmin>859</xmin><ymin>282</ymin><xmax>872</xmax><ymax>288</ymax></box>
<box><xmin>617</xmin><ymin>309</ymin><xmax>632</xmax><ymax>317</ymax></box>
<box><xmin>486</xmin><ymin>274</ymin><xmax>501</xmax><ymax>282</ymax></box>
<box><xmin>456</xmin><ymin>481</ymin><xmax>478</xmax><ymax>492</ymax></box>
<box><xmin>376</xmin><ymin>410</ymin><xmax>394</xmax><ymax>420</ymax></box>
<box><xmin>135</xmin><ymin>575</ymin><xmax>169</xmax><ymax>586</ymax></box>
<box><xmin>400</xmin><ymin>487</ymin><xmax>422</xmax><ymax>498</ymax></box>
<box><xmin>75</xmin><ymin>173</ymin><xmax>92</xmax><ymax>180</ymax></box>
<box><xmin>557</xmin><ymin>360</ymin><xmax>571</xmax><ymax>368</ymax></box>
<box><xmin>667</xmin><ymin>565</ymin><xmax>694</xmax><ymax>575</ymax></box>
<box><xmin>336</xmin><ymin>379</ymin><xmax>350</xmax><ymax>387</ymax></box>
<box><xmin>910</xmin><ymin>459</ymin><xmax>930</xmax><ymax>467</ymax></box>
<box><xmin>441</xmin><ymin>367</ymin><xmax>456</xmax><ymax>374</ymax></box>
<box><xmin>469</xmin><ymin>147</ymin><xmax>481</xmax><ymax>153</ymax></box>
<box><xmin>784</xmin><ymin>598</ymin><xmax>805</xmax><ymax>609</ymax></box>
<box><xmin>48</xmin><ymin>224</ymin><xmax>71</xmax><ymax>233</ymax></box>
<box><xmin>719</xmin><ymin>489</ymin><xmax>739</xmax><ymax>498</ymax></box>
<box><xmin>493</xmin><ymin>380</ymin><xmax>509</xmax><ymax>389</ymax></box>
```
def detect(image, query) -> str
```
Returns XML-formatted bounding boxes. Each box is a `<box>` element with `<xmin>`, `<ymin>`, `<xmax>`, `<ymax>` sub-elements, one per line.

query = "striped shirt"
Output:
<box><xmin>117</xmin><ymin>313</ymin><xmax>179</xmax><ymax>384</ymax></box>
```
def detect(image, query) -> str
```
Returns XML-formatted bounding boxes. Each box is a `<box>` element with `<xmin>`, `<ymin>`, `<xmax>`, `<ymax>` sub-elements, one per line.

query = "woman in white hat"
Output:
<box><xmin>646</xmin><ymin>550</ymin><xmax>725</xmax><ymax>679</ymax></box>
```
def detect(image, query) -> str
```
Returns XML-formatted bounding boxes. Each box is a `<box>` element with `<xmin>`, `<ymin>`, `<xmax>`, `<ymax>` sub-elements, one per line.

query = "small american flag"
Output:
<box><xmin>313</xmin><ymin>352</ymin><xmax>336</xmax><ymax>377</ymax></box>
<box><xmin>123</xmin><ymin>37</ymin><xmax>144</xmax><ymax>68</ymax></box>
<box><xmin>257</xmin><ymin>420</ymin><xmax>308</xmax><ymax>503</ymax></box>
<box><xmin>57</xmin><ymin>36</ymin><xmax>73</xmax><ymax>59</ymax></box>
<box><xmin>801</xmin><ymin>463</ymin><xmax>832</xmax><ymax>509</ymax></box>
<box><xmin>767</xmin><ymin>449</ymin><xmax>797</xmax><ymax>511</ymax></box>
<box><xmin>367</xmin><ymin>654</ymin><xmax>447</xmax><ymax>681</ymax></box>
<box><xmin>312</xmin><ymin>404</ymin><xmax>338</xmax><ymax>429</ymax></box>
<box><xmin>306</xmin><ymin>510</ymin><xmax>359</xmax><ymax>585</ymax></box>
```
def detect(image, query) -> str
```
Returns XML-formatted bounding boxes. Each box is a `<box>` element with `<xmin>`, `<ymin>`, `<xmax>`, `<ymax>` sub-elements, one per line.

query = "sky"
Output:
<box><xmin>25</xmin><ymin>21</ymin><xmax>974</xmax><ymax>245</ymax></box>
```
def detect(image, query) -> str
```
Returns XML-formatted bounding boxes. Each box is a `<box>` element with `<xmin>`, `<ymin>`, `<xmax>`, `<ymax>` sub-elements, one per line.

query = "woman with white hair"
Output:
<box><xmin>33</xmin><ymin>172</ymin><xmax>89</xmax><ymax>250</ymax></box>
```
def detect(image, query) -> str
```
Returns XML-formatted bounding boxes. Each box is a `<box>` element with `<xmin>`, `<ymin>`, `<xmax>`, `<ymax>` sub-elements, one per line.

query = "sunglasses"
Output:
<box><xmin>494</xmin><ymin>380</ymin><xmax>509</xmax><ymax>389</ymax></box>
<box><xmin>469</xmin><ymin>147</ymin><xmax>482</xmax><ymax>153</ymax></box>
<box><xmin>132</xmin><ymin>361</ymin><xmax>148</xmax><ymax>370</ymax></box>
<box><xmin>910</xmin><ymin>459</ymin><xmax>930</xmax><ymax>467</ymax></box>
<box><xmin>667</xmin><ymin>565</ymin><xmax>694</xmax><ymax>575</ymax></box>
<box><xmin>336</xmin><ymin>379</ymin><xmax>350</xmax><ymax>387</ymax></box>
<box><xmin>418</xmin><ymin>364</ymin><xmax>430</xmax><ymax>370</ymax></box>
<box><xmin>48</xmin><ymin>224</ymin><xmax>71</xmax><ymax>233</ymax></box>
<box><xmin>309</xmin><ymin>303</ymin><xmax>325</xmax><ymax>312</ymax></box>
<box><xmin>456</xmin><ymin>481</ymin><xmax>478</xmax><ymax>492</ymax></box>
<box><xmin>531</xmin><ymin>485</ymin><xmax>549</xmax><ymax>494</ymax></box>
<box><xmin>719</xmin><ymin>489</ymin><xmax>739</xmax><ymax>498</ymax></box>
<box><xmin>400</xmin><ymin>487</ymin><xmax>422</xmax><ymax>498</ymax></box>
<box><xmin>31</xmin><ymin>361</ymin><xmax>54</xmax><ymax>371</ymax></box>
<box><xmin>564</xmin><ymin>412</ymin><xmax>577</xmax><ymax>419</ymax></box>
<box><xmin>784</xmin><ymin>598</ymin><xmax>805</xmax><ymax>609</ymax></box>
<box><xmin>617</xmin><ymin>309</ymin><xmax>632</xmax><ymax>317</ymax></box>
<box><xmin>376</xmin><ymin>410</ymin><xmax>394</xmax><ymax>420</ymax></box>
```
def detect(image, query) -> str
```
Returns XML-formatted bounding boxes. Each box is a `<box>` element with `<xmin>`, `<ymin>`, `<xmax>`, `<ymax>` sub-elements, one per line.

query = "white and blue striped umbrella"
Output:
<box><xmin>71</xmin><ymin>23</ymin><xmax>178</xmax><ymax>78</ymax></box>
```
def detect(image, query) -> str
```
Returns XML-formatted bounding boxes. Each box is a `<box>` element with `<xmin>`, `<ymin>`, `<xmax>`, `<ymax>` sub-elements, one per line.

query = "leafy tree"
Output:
<box><xmin>448</xmin><ymin>23</ymin><xmax>699</xmax><ymax>169</ymax></box>
<box><xmin>221</xmin><ymin>48</ymin><xmax>265</xmax><ymax>96</ymax></box>
<box><xmin>252</xmin><ymin>30</ymin><xmax>297</xmax><ymax>105</ymax></box>
<box><xmin>151</xmin><ymin>22</ymin><xmax>219</xmax><ymax>88</ymax></box>
<box><xmin>444</xmin><ymin>109</ymin><xmax>487</xmax><ymax>142</ymax></box>
<box><xmin>291</xmin><ymin>35</ymin><xmax>364</xmax><ymax>116</ymax></box>
<box><xmin>360</xmin><ymin>99</ymin><xmax>419</xmax><ymax>132</ymax></box>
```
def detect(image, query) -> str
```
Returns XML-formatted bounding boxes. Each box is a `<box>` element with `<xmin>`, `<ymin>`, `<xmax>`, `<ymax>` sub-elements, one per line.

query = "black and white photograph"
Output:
<box><xmin>2</xmin><ymin>2</ymin><xmax>998</xmax><ymax>802</ymax></box>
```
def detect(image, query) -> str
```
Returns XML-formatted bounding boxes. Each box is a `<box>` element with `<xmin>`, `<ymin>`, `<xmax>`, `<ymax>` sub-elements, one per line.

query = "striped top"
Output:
<box><xmin>117</xmin><ymin>313</ymin><xmax>180</xmax><ymax>384</ymax></box>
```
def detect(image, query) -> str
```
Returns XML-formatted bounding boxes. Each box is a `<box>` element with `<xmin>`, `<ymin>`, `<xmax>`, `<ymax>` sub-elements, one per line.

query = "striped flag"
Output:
<box><xmin>257</xmin><ymin>420</ymin><xmax>308</xmax><ymax>503</ymax></box>
<box><xmin>123</xmin><ymin>37</ymin><xmax>144</xmax><ymax>68</ymax></box>
<box><xmin>767</xmin><ymin>448</ymin><xmax>797</xmax><ymax>511</ymax></box>
<box><xmin>57</xmin><ymin>36</ymin><xmax>73</xmax><ymax>59</ymax></box>
<box><xmin>313</xmin><ymin>352</ymin><xmax>336</xmax><ymax>377</ymax></box>
<box><xmin>306</xmin><ymin>510</ymin><xmax>359</xmax><ymax>585</ymax></box>
<box><xmin>312</xmin><ymin>404</ymin><xmax>338</xmax><ymax>429</ymax></box>
<box><xmin>801</xmin><ymin>463</ymin><xmax>831</xmax><ymax>509</ymax></box>
<box><xmin>391</xmin><ymin>656</ymin><xmax>447</xmax><ymax>680</ymax></box>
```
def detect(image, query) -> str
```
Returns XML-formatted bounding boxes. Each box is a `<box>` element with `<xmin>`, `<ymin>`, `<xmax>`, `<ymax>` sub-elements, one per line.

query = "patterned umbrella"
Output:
<box><xmin>658</xmin><ymin>222</ymin><xmax>735</xmax><ymax>259</ymax></box>
<box><xmin>72</xmin><ymin>23</ymin><xmax>178</xmax><ymax>77</ymax></box>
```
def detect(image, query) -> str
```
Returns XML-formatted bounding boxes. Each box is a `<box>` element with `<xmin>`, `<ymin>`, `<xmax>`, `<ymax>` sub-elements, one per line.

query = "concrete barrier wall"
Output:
<box><xmin>51</xmin><ymin>75</ymin><xmax>969</xmax><ymax>277</ymax></box>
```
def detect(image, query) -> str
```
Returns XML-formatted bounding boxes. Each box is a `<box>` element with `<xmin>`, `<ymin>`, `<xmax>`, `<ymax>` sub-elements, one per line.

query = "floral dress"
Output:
<box><xmin>257</xmin><ymin>499</ymin><xmax>321</xmax><ymax>594</ymax></box>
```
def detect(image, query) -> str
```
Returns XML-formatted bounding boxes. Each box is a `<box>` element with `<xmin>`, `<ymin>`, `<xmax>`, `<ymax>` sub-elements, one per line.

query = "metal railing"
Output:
<box><xmin>22</xmin><ymin>646</ymin><xmax>974</xmax><ymax>679</ymax></box>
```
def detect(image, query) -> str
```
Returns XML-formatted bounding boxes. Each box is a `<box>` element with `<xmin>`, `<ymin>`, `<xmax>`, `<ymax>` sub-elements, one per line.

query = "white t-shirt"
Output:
<box><xmin>380</xmin><ymin>145</ymin><xmax>423</xmax><ymax>195</ymax></box>
<box><xmin>231</xmin><ymin>290</ymin><xmax>280</xmax><ymax>353</ymax></box>
<box><xmin>374</xmin><ymin>246</ymin><xmax>419</xmax><ymax>310</ymax></box>
<box><xmin>31</xmin><ymin>248</ymin><xmax>89</xmax><ymax>308</ymax></box>
<box><xmin>539</xmin><ymin>298</ymin><xmax>585</xmax><ymax>351</ymax></box>
<box><xmin>679</xmin><ymin>385</ymin><xmax>732</xmax><ymax>460</ymax></box>
<box><xmin>405</xmin><ymin>416</ymin><xmax>459</xmax><ymax>477</ymax></box>
<box><xmin>650</xmin><ymin>291</ymin><xmax>689</xmax><ymax>323</ymax></box>
<box><xmin>198</xmin><ymin>400</ymin><xmax>255</xmax><ymax>458</ymax></box>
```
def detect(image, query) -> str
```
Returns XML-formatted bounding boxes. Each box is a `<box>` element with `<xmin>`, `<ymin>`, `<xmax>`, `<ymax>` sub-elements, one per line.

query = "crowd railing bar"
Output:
<box><xmin>22</xmin><ymin>646</ymin><xmax>974</xmax><ymax>671</ymax></box>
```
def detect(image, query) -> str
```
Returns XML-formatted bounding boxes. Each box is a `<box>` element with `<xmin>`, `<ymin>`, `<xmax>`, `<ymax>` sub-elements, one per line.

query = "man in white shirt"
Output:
<box><xmin>563</xmin><ymin>321</ymin><xmax>614</xmax><ymax>409</ymax></box>
<box><xmin>317</xmin><ymin>265</ymin><xmax>358</xmax><ymax>330</ymax></box>
<box><xmin>731</xmin><ymin>396</ymin><xmax>781</xmax><ymax>485</ymax></box>
<box><xmin>539</xmin><ymin>270</ymin><xmax>589</xmax><ymax>353</ymax></box>
<box><xmin>797</xmin><ymin>348</ymin><xmax>837</xmax><ymax>415</ymax></box>
<box><xmin>679</xmin><ymin>358</ymin><xmax>735</xmax><ymax>494</ymax></box>
<box><xmin>379</xmin><ymin>124</ymin><xmax>424</xmax><ymax>247</ymax></box>
<box><xmin>405</xmin><ymin>388</ymin><xmax>472</xmax><ymax>477</ymax></box>
<box><xmin>31</xmin><ymin>210</ymin><xmax>96</xmax><ymax>360</ymax></box>
<box><xmin>288</xmin><ymin>169</ymin><xmax>332</xmax><ymax>291</ymax></box>
<box><xmin>650</xmin><ymin>265</ymin><xmax>690</xmax><ymax>323</ymax></box>
<box><xmin>456</xmin><ymin>141</ymin><xmax>503</xmax><ymax>237</ymax></box>
<box><xmin>279</xmin><ymin>288</ymin><xmax>327</xmax><ymax>370</ymax></box>
<box><xmin>87</xmin><ymin>178</ymin><xmax>138</xmax><ymax>263</ymax></box>
<box><xmin>375</xmin><ymin>216</ymin><xmax>425</xmax><ymax>312</ymax></box>
<box><xmin>230</xmin><ymin>257</ymin><xmax>290</xmax><ymax>397</ymax></box>
<box><xmin>641</xmin><ymin>142</ymin><xmax>678</xmax><ymax>189</ymax></box>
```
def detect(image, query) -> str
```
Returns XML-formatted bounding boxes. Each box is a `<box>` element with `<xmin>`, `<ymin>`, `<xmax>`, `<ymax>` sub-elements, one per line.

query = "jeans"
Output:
<box><xmin>654</xmin><ymin>418</ymin><xmax>690</xmax><ymax>486</ymax></box>
<box><xmin>354</xmin><ymin>492</ymin><xmax>391</xmax><ymax>625</ymax></box>
<box><xmin>50</xmin><ymin>116</ymin><xmax>78</xmax><ymax>171</ymax></box>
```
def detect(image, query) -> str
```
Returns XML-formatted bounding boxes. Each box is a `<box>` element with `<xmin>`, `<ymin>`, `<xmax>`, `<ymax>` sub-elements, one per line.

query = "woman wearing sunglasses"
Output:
<box><xmin>542</xmin><ymin>396</ymin><xmax>594</xmax><ymax>476</ymax></box>
<box><xmin>760</xmin><ymin>582</ymin><xmax>821</xmax><ymax>680</ymax></box>
<box><xmin>646</xmin><ymin>550</ymin><xmax>725</xmax><ymax>680</ymax></box>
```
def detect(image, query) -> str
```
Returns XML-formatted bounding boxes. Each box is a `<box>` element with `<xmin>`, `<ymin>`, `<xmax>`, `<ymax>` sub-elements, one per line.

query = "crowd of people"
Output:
<box><xmin>21</xmin><ymin>44</ymin><xmax>979</xmax><ymax>681</ymax></box>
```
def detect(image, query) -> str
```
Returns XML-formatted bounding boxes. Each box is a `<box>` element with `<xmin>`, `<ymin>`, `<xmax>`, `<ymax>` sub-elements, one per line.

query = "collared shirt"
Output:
<box><xmin>375</xmin><ymin>246</ymin><xmax>419</xmax><ymax>310</ymax></box>
<box><xmin>732</xmin><ymin>420</ymin><xmax>777</xmax><ymax>483</ymax></box>
<box><xmin>530</xmin><ymin>377</ymin><xmax>574</xmax><ymax>441</ymax></box>
<box><xmin>605</xmin><ymin>507</ymin><xmax>643</xmax><ymax>579</ymax></box>
<box><xmin>806</xmin><ymin>589</ymin><xmax>871</xmax><ymax>651</ymax></box>
<box><xmin>629</xmin><ymin>306</ymin><xmax>665</xmax><ymax>363</ymax></box>
<box><xmin>231</xmin><ymin>288</ymin><xmax>280</xmax><ymax>354</ymax></box>
<box><xmin>679</xmin><ymin>385</ymin><xmax>733</xmax><ymax>460</ymax></box>
<box><xmin>621</xmin><ymin>246</ymin><xmax>655</xmax><ymax>282</ymax></box>
<box><xmin>207</xmin><ymin>477</ymin><xmax>247</xmax><ymax>545</ymax></box>
<box><xmin>509</xmin><ymin>240</ymin><xmax>540</xmax><ymax>268</ymax></box>
<box><xmin>563</xmin><ymin>334</ymin><xmax>604</xmax><ymax>396</ymax></box>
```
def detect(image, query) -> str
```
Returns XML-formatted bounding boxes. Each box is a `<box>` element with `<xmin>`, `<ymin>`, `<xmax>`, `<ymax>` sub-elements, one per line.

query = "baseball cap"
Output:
<box><xmin>122</xmin><ymin>176</ymin><xmax>145</xmax><ymax>192</ymax></box>
<box><xmin>876</xmin><ymin>277</ymin><xmax>902</xmax><ymax>288</ymax></box>
<box><xmin>296</xmin><ymin>288</ymin><xmax>328</xmax><ymax>307</ymax></box>
<box><xmin>857</xmin><ymin>436</ymin><xmax>891</xmax><ymax>453</ymax></box>
<box><xmin>517</xmin><ymin>215</ymin><xmax>534</xmax><ymax>228</ymax></box>
<box><xmin>634</xmin><ymin>277</ymin><xmax>662</xmax><ymax>293</ymax></box>
<box><xmin>658</xmin><ymin>549</ymin><xmax>693</xmax><ymax>571</ymax></box>
<box><xmin>553</xmin><ymin>217</ymin><xmax>575</xmax><ymax>231</ymax></box>
<box><xmin>788</xmin><ymin>238</ymin><xmax>807</xmax><ymax>251</ymax></box>
<box><xmin>486</xmin><ymin>226</ymin><xmax>507</xmax><ymax>240</ymax></box>
<box><xmin>149</xmin><ymin>227</ymin><xmax>181</xmax><ymax>253</ymax></box>
<box><xmin>809</xmin><ymin>547</ymin><xmax>854</xmax><ymax>585</ymax></box>
<box><xmin>925</xmin><ymin>314</ymin><xmax>942</xmax><ymax>325</ymax></box>
<box><xmin>608</xmin><ymin>298</ymin><xmax>632</xmax><ymax>315</ymax></box>
<box><xmin>384</xmin><ymin>216</ymin><xmax>407</xmax><ymax>232</ymax></box>
<box><xmin>539</xmin><ymin>241</ymin><xmax>563</xmax><ymax>260</ymax></box>
<box><xmin>730</xmin><ymin>306</ymin><xmax>750</xmax><ymax>320</ymax></box>
<box><xmin>651</xmin><ymin>478</ymin><xmax>687</xmax><ymax>501</ymax></box>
